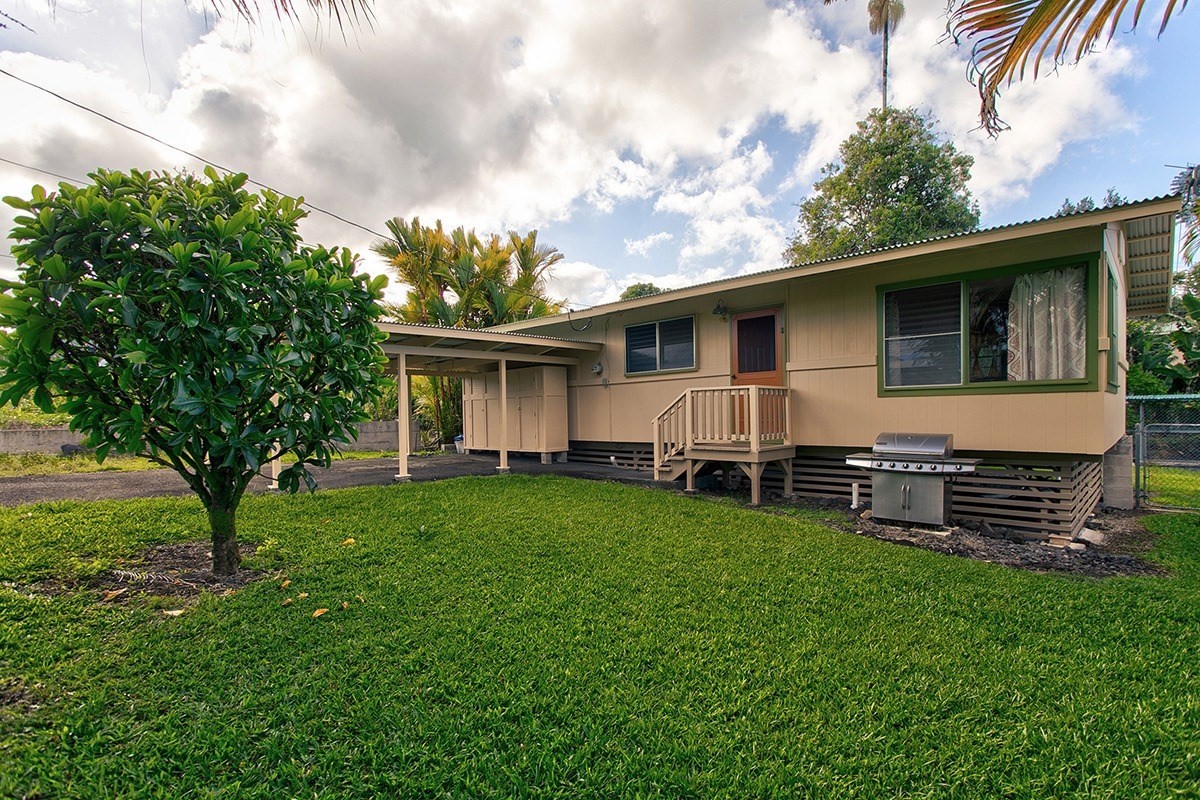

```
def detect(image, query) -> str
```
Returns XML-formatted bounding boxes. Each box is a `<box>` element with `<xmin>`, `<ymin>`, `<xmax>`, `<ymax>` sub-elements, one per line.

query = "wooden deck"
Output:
<box><xmin>652</xmin><ymin>386</ymin><xmax>793</xmax><ymax>505</ymax></box>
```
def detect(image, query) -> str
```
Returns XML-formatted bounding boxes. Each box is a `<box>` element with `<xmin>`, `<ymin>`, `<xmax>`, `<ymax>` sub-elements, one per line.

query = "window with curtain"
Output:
<box><xmin>883</xmin><ymin>263</ymin><xmax>1089</xmax><ymax>389</ymax></box>
<box><xmin>625</xmin><ymin>316</ymin><xmax>695</xmax><ymax>374</ymax></box>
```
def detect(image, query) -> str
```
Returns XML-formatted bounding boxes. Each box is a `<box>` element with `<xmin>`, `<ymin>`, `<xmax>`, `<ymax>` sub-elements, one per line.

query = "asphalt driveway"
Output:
<box><xmin>0</xmin><ymin>453</ymin><xmax>655</xmax><ymax>506</ymax></box>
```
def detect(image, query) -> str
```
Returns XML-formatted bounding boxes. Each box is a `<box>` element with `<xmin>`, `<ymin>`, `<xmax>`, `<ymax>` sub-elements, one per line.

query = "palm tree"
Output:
<box><xmin>947</xmin><ymin>0</ymin><xmax>1189</xmax><ymax>135</ymax></box>
<box><xmin>869</xmin><ymin>0</ymin><xmax>905</xmax><ymax>110</ymax></box>
<box><xmin>825</xmin><ymin>0</ymin><xmax>905</xmax><ymax>110</ymax></box>
<box><xmin>371</xmin><ymin>218</ymin><xmax>564</xmax><ymax>443</ymax></box>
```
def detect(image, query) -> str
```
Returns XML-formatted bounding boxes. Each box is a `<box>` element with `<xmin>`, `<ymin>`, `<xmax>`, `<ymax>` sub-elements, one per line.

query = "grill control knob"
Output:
<box><xmin>876</xmin><ymin>461</ymin><xmax>882</xmax><ymax>467</ymax></box>
<box><xmin>902</xmin><ymin>463</ymin><xmax>909</xmax><ymax>469</ymax></box>
<box><xmin>889</xmin><ymin>462</ymin><xmax>895</xmax><ymax>468</ymax></box>
<box><xmin>916</xmin><ymin>464</ymin><xmax>924</xmax><ymax>470</ymax></box>
<box><xmin>955</xmin><ymin>464</ymin><xmax>963</xmax><ymax>471</ymax></box>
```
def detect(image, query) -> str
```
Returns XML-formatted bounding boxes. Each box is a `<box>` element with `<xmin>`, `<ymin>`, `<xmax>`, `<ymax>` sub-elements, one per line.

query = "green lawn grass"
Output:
<box><xmin>0</xmin><ymin>452</ymin><xmax>167</xmax><ymax>478</ymax></box>
<box><xmin>2</xmin><ymin>476</ymin><xmax>1198</xmax><ymax>798</ymax></box>
<box><xmin>1144</xmin><ymin>465</ymin><xmax>1200</xmax><ymax>509</ymax></box>
<box><xmin>0</xmin><ymin>397</ymin><xmax>72</xmax><ymax>429</ymax></box>
<box><xmin>0</xmin><ymin>449</ymin><xmax>398</xmax><ymax>478</ymax></box>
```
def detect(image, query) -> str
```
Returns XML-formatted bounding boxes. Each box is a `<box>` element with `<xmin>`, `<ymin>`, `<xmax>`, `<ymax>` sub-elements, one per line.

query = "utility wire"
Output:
<box><xmin>0</xmin><ymin>66</ymin><xmax>388</xmax><ymax>240</ymax></box>
<box><xmin>0</xmin><ymin>155</ymin><xmax>84</xmax><ymax>184</ymax></box>
<box><xmin>0</xmin><ymin>70</ymin><xmax>588</xmax><ymax>312</ymax></box>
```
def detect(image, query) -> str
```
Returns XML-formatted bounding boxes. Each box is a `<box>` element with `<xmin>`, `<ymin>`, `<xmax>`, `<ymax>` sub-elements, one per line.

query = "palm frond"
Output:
<box><xmin>212</xmin><ymin>0</ymin><xmax>374</xmax><ymax>29</ymax></box>
<box><xmin>947</xmin><ymin>0</ymin><xmax>1189</xmax><ymax>134</ymax></box>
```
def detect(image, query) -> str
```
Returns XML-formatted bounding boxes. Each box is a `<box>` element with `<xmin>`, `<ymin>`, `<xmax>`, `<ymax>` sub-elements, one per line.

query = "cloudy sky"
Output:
<box><xmin>1</xmin><ymin>0</ymin><xmax>1196</xmax><ymax>308</ymax></box>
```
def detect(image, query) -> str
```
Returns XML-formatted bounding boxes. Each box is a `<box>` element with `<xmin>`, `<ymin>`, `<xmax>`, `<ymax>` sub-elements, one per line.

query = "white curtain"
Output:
<box><xmin>1007</xmin><ymin>267</ymin><xmax>1087</xmax><ymax>382</ymax></box>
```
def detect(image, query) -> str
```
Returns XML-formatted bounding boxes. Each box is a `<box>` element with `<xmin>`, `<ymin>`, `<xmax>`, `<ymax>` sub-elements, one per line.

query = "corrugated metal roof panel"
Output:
<box><xmin>494</xmin><ymin>195</ymin><xmax>1183</xmax><ymax>331</ymax></box>
<box><xmin>1124</xmin><ymin>211</ymin><xmax>1176</xmax><ymax>317</ymax></box>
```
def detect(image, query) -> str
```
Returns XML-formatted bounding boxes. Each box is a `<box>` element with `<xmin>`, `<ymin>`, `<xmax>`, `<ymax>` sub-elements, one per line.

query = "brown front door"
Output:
<box><xmin>732</xmin><ymin>308</ymin><xmax>783</xmax><ymax>386</ymax></box>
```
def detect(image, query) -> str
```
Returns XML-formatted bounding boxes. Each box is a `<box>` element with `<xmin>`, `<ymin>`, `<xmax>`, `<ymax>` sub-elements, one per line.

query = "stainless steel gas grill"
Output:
<box><xmin>846</xmin><ymin>433</ymin><xmax>981</xmax><ymax>526</ymax></box>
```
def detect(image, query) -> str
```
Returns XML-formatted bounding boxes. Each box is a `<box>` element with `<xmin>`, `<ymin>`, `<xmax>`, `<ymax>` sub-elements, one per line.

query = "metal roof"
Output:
<box><xmin>1124</xmin><ymin>212</ymin><xmax>1176</xmax><ymax>316</ymax></box>
<box><xmin>379</xmin><ymin>321</ymin><xmax>602</xmax><ymax>375</ymax></box>
<box><xmin>493</xmin><ymin>195</ymin><xmax>1182</xmax><ymax>331</ymax></box>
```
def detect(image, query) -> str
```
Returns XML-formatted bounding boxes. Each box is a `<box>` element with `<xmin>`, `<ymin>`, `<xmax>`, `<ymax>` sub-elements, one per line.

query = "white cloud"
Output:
<box><xmin>0</xmin><ymin>0</ymin><xmax>1140</xmax><ymax>313</ymax></box>
<box><xmin>624</xmin><ymin>232</ymin><xmax>674</xmax><ymax>258</ymax></box>
<box><xmin>655</xmin><ymin>141</ymin><xmax>787</xmax><ymax>273</ymax></box>
<box><xmin>885</xmin><ymin>7</ymin><xmax>1138</xmax><ymax>210</ymax></box>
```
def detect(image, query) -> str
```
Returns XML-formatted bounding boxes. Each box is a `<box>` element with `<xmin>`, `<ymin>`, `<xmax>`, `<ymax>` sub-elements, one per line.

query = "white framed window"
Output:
<box><xmin>625</xmin><ymin>316</ymin><xmax>695</xmax><ymax>374</ymax></box>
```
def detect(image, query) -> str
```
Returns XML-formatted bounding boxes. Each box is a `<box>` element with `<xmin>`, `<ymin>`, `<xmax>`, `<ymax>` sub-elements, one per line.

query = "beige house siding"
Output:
<box><xmin>524</xmin><ymin>225</ymin><xmax>1124</xmax><ymax>456</ymax></box>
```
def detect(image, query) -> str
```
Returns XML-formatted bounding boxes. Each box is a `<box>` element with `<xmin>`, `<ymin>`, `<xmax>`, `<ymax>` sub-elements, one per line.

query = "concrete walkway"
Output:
<box><xmin>0</xmin><ymin>453</ymin><xmax>657</xmax><ymax>507</ymax></box>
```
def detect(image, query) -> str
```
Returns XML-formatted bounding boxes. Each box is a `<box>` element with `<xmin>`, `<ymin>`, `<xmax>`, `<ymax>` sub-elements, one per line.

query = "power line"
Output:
<box><xmin>0</xmin><ymin>155</ymin><xmax>83</xmax><ymax>184</ymax></box>
<box><xmin>0</xmin><ymin>66</ymin><xmax>388</xmax><ymax>240</ymax></box>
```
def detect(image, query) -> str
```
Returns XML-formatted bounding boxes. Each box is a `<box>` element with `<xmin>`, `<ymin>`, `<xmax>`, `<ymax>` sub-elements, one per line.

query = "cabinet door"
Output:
<box><xmin>905</xmin><ymin>474</ymin><xmax>949</xmax><ymax>526</ymax></box>
<box><xmin>871</xmin><ymin>472</ymin><xmax>907</xmax><ymax>522</ymax></box>
<box><xmin>519</xmin><ymin>398</ymin><xmax>539</xmax><ymax>450</ymax></box>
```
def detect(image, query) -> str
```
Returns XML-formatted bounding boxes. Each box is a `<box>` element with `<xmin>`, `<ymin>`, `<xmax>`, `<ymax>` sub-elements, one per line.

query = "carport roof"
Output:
<box><xmin>379</xmin><ymin>321</ymin><xmax>601</xmax><ymax>375</ymax></box>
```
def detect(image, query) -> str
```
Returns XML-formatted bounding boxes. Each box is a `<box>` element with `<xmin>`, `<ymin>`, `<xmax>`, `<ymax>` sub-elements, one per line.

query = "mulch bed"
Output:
<box><xmin>23</xmin><ymin>542</ymin><xmax>264</xmax><ymax>601</ymax></box>
<box><xmin>777</xmin><ymin>496</ymin><xmax>1167</xmax><ymax>578</ymax></box>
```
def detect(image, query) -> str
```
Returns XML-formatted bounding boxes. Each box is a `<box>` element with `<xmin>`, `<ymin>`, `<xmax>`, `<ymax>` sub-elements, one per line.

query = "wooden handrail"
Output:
<box><xmin>652</xmin><ymin>385</ymin><xmax>792</xmax><ymax>474</ymax></box>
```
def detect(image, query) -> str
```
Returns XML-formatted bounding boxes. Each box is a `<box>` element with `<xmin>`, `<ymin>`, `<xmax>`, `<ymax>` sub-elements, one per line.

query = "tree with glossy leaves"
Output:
<box><xmin>946</xmin><ymin>0</ymin><xmax>1190</xmax><ymax>135</ymax></box>
<box><xmin>786</xmin><ymin>107</ymin><xmax>979</xmax><ymax>265</ymax></box>
<box><xmin>0</xmin><ymin>168</ymin><xmax>388</xmax><ymax>576</ymax></box>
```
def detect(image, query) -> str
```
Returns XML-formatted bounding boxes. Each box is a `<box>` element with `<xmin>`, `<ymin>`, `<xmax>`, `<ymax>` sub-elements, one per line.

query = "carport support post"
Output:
<box><xmin>268</xmin><ymin>393</ymin><xmax>282</xmax><ymax>491</ymax></box>
<box><xmin>497</xmin><ymin>357</ymin><xmax>510</xmax><ymax>473</ymax></box>
<box><xmin>395</xmin><ymin>352</ymin><xmax>411</xmax><ymax>482</ymax></box>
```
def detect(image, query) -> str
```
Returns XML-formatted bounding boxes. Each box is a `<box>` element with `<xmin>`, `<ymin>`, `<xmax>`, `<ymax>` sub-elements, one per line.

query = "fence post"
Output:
<box><xmin>1135</xmin><ymin>401</ymin><xmax>1145</xmax><ymax>508</ymax></box>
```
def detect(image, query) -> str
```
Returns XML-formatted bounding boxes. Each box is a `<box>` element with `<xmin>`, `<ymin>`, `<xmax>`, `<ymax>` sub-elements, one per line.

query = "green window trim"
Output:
<box><xmin>876</xmin><ymin>254</ymin><xmax>1101</xmax><ymax>397</ymax></box>
<box><xmin>1106</xmin><ymin>264</ymin><xmax>1120</xmax><ymax>393</ymax></box>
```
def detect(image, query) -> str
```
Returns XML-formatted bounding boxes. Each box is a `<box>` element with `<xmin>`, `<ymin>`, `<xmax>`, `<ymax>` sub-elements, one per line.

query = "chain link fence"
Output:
<box><xmin>1129</xmin><ymin>395</ymin><xmax>1200</xmax><ymax>510</ymax></box>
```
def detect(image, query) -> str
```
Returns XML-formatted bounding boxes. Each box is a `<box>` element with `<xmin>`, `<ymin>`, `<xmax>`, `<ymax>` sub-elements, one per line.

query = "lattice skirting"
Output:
<box><xmin>760</xmin><ymin>451</ymin><xmax>1102</xmax><ymax>542</ymax></box>
<box><xmin>568</xmin><ymin>442</ymin><xmax>1104</xmax><ymax>541</ymax></box>
<box><xmin>568</xmin><ymin>441</ymin><xmax>657</xmax><ymax>471</ymax></box>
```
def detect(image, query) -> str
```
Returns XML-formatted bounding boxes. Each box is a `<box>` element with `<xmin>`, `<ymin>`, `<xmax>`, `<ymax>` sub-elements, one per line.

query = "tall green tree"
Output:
<box><xmin>372</xmin><ymin>218</ymin><xmax>562</xmax><ymax>443</ymax></box>
<box><xmin>620</xmin><ymin>282</ymin><xmax>664</xmax><ymax>301</ymax></box>
<box><xmin>0</xmin><ymin>168</ymin><xmax>388</xmax><ymax>576</ymax></box>
<box><xmin>1054</xmin><ymin>188</ymin><xmax>1127</xmax><ymax>216</ymax></box>
<box><xmin>787</xmin><ymin>108</ymin><xmax>979</xmax><ymax>265</ymax></box>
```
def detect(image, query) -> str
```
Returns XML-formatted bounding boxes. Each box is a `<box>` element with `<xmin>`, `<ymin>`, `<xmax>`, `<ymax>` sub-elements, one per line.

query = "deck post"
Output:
<box><xmin>395</xmin><ymin>352</ymin><xmax>411</xmax><ymax>482</ymax></box>
<box><xmin>749</xmin><ymin>386</ymin><xmax>761</xmax><ymax>454</ymax></box>
<box><xmin>497</xmin><ymin>357</ymin><xmax>510</xmax><ymax>473</ymax></box>
<box><xmin>685</xmin><ymin>460</ymin><xmax>697</xmax><ymax>493</ymax></box>
<box><xmin>782</xmin><ymin>457</ymin><xmax>794</xmax><ymax>499</ymax></box>
<box><xmin>684</xmin><ymin>390</ymin><xmax>695</xmax><ymax>451</ymax></box>
<box><xmin>783</xmin><ymin>388</ymin><xmax>792</xmax><ymax>445</ymax></box>
<box><xmin>747</xmin><ymin>462</ymin><xmax>764</xmax><ymax>506</ymax></box>
<box><xmin>653</xmin><ymin>418</ymin><xmax>662</xmax><ymax>481</ymax></box>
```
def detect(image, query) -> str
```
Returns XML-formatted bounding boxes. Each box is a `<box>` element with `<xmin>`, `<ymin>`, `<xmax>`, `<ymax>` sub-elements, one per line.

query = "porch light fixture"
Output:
<box><xmin>712</xmin><ymin>299</ymin><xmax>728</xmax><ymax>321</ymax></box>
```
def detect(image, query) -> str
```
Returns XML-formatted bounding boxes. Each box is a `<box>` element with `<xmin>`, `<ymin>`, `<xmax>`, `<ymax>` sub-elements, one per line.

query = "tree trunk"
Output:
<box><xmin>882</xmin><ymin>18</ymin><xmax>890</xmax><ymax>110</ymax></box>
<box><xmin>207</xmin><ymin>500</ymin><xmax>240</xmax><ymax>577</ymax></box>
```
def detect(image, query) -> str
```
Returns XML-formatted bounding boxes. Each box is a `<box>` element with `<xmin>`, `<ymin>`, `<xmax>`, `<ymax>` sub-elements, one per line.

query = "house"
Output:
<box><xmin>379</xmin><ymin>196</ymin><xmax>1180</xmax><ymax>542</ymax></box>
